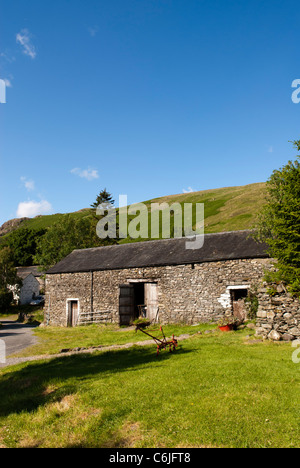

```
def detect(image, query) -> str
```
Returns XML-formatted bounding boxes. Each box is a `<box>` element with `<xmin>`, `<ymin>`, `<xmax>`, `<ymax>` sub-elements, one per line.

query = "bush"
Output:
<box><xmin>0</xmin><ymin>289</ymin><xmax>13</xmax><ymax>313</ymax></box>
<box><xmin>244</xmin><ymin>288</ymin><xmax>259</xmax><ymax>319</ymax></box>
<box><xmin>254</xmin><ymin>140</ymin><xmax>300</xmax><ymax>296</ymax></box>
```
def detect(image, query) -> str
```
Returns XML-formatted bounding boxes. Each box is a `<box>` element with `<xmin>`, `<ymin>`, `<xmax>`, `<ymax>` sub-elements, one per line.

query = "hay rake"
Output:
<box><xmin>134</xmin><ymin>316</ymin><xmax>178</xmax><ymax>356</ymax></box>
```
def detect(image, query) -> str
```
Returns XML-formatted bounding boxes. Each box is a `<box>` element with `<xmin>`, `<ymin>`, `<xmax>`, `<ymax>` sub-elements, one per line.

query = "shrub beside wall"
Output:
<box><xmin>0</xmin><ymin>289</ymin><xmax>13</xmax><ymax>313</ymax></box>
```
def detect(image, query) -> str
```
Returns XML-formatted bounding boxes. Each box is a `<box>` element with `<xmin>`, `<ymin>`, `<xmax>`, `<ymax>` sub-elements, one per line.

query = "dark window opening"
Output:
<box><xmin>132</xmin><ymin>283</ymin><xmax>145</xmax><ymax>319</ymax></box>
<box><xmin>231</xmin><ymin>289</ymin><xmax>248</xmax><ymax>301</ymax></box>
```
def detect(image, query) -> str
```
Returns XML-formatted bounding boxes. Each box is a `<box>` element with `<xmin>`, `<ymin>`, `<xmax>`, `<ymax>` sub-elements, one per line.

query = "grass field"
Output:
<box><xmin>0</xmin><ymin>324</ymin><xmax>299</xmax><ymax>448</ymax></box>
<box><xmin>11</xmin><ymin>321</ymin><xmax>216</xmax><ymax>357</ymax></box>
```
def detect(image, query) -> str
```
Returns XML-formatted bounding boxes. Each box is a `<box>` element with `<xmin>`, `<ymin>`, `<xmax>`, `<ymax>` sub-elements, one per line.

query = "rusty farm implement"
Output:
<box><xmin>134</xmin><ymin>317</ymin><xmax>178</xmax><ymax>356</ymax></box>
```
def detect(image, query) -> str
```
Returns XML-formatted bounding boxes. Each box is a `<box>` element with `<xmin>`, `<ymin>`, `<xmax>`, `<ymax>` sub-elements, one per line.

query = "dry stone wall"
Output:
<box><xmin>256</xmin><ymin>286</ymin><xmax>300</xmax><ymax>341</ymax></box>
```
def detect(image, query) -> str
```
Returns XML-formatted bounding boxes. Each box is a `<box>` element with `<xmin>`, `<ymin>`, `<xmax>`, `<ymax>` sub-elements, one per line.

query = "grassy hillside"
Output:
<box><xmin>1</xmin><ymin>182</ymin><xmax>267</xmax><ymax>242</ymax></box>
<box><xmin>117</xmin><ymin>182</ymin><xmax>267</xmax><ymax>243</ymax></box>
<box><xmin>144</xmin><ymin>182</ymin><xmax>266</xmax><ymax>234</ymax></box>
<box><xmin>21</xmin><ymin>209</ymin><xmax>92</xmax><ymax>231</ymax></box>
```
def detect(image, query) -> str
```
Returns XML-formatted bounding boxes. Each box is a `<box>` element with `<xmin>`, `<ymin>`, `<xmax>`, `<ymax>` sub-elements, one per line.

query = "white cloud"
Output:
<box><xmin>16</xmin><ymin>29</ymin><xmax>37</xmax><ymax>59</ymax></box>
<box><xmin>71</xmin><ymin>167</ymin><xmax>99</xmax><ymax>181</ymax></box>
<box><xmin>20</xmin><ymin>176</ymin><xmax>35</xmax><ymax>191</ymax></box>
<box><xmin>182</xmin><ymin>187</ymin><xmax>194</xmax><ymax>193</ymax></box>
<box><xmin>3</xmin><ymin>78</ymin><xmax>12</xmax><ymax>88</ymax></box>
<box><xmin>17</xmin><ymin>200</ymin><xmax>52</xmax><ymax>218</ymax></box>
<box><xmin>268</xmin><ymin>146</ymin><xmax>274</xmax><ymax>153</ymax></box>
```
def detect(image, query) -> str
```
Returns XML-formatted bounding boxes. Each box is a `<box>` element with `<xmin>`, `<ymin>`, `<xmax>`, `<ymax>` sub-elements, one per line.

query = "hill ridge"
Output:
<box><xmin>0</xmin><ymin>182</ymin><xmax>267</xmax><ymax>238</ymax></box>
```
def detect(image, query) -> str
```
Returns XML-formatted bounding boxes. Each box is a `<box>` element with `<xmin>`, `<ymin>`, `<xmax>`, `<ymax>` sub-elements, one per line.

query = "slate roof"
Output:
<box><xmin>46</xmin><ymin>230</ymin><xmax>269</xmax><ymax>275</ymax></box>
<box><xmin>17</xmin><ymin>266</ymin><xmax>45</xmax><ymax>279</ymax></box>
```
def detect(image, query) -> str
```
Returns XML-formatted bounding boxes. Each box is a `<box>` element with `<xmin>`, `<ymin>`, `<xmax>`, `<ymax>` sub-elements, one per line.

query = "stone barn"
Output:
<box><xmin>44</xmin><ymin>230</ymin><xmax>270</xmax><ymax>327</ymax></box>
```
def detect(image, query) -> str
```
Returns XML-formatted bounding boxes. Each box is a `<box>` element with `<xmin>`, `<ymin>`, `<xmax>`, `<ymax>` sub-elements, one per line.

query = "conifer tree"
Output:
<box><xmin>90</xmin><ymin>189</ymin><xmax>115</xmax><ymax>210</ymax></box>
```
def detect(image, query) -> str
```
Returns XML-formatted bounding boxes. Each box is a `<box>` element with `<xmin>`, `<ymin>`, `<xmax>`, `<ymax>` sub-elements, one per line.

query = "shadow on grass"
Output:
<box><xmin>0</xmin><ymin>345</ymin><xmax>192</xmax><ymax>418</ymax></box>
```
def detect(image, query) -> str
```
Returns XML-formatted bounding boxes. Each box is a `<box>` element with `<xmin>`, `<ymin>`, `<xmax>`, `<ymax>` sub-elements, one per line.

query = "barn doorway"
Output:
<box><xmin>119</xmin><ymin>282</ymin><xmax>158</xmax><ymax>325</ymax></box>
<box><xmin>230</xmin><ymin>288</ymin><xmax>248</xmax><ymax>321</ymax></box>
<box><xmin>67</xmin><ymin>300</ymin><xmax>79</xmax><ymax>327</ymax></box>
<box><xmin>133</xmin><ymin>283</ymin><xmax>145</xmax><ymax>319</ymax></box>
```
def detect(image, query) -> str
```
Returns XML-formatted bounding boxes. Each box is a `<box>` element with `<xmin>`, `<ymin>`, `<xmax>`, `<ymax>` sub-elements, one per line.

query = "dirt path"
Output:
<box><xmin>0</xmin><ymin>317</ymin><xmax>39</xmax><ymax>368</ymax></box>
<box><xmin>0</xmin><ymin>333</ymin><xmax>192</xmax><ymax>369</ymax></box>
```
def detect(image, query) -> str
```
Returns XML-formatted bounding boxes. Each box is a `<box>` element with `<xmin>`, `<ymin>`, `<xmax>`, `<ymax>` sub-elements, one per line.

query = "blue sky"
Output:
<box><xmin>0</xmin><ymin>0</ymin><xmax>300</xmax><ymax>225</ymax></box>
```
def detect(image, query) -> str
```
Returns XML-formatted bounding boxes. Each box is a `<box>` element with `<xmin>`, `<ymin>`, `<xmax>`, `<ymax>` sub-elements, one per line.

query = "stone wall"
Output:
<box><xmin>256</xmin><ymin>286</ymin><xmax>300</xmax><ymax>341</ymax></box>
<box><xmin>45</xmin><ymin>258</ymin><xmax>270</xmax><ymax>327</ymax></box>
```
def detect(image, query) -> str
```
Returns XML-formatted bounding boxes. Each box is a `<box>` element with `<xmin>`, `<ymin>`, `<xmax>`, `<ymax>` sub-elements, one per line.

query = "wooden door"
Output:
<box><xmin>68</xmin><ymin>301</ymin><xmax>78</xmax><ymax>327</ymax></box>
<box><xmin>231</xmin><ymin>289</ymin><xmax>248</xmax><ymax>322</ymax></box>
<box><xmin>232</xmin><ymin>299</ymin><xmax>246</xmax><ymax>321</ymax></box>
<box><xmin>145</xmin><ymin>283</ymin><xmax>158</xmax><ymax>321</ymax></box>
<box><xmin>119</xmin><ymin>285</ymin><xmax>135</xmax><ymax>325</ymax></box>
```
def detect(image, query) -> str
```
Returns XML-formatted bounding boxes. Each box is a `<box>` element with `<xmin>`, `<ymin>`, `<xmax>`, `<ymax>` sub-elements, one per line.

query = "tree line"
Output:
<box><xmin>0</xmin><ymin>190</ymin><xmax>116</xmax><ymax>311</ymax></box>
<box><xmin>0</xmin><ymin>189</ymin><xmax>117</xmax><ymax>270</ymax></box>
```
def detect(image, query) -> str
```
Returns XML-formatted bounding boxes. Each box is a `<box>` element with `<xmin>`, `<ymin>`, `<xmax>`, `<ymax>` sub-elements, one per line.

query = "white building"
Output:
<box><xmin>10</xmin><ymin>267</ymin><xmax>45</xmax><ymax>305</ymax></box>
<box><xmin>19</xmin><ymin>273</ymin><xmax>40</xmax><ymax>305</ymax></box>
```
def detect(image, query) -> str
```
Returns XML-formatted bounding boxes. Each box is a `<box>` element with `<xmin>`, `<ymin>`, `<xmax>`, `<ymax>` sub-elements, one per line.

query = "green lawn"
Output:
<box><xmin>12</xmin><ymin>322</ymin><xmax>215</xmax><ymax>357</ymax></box>
<box><xmin>0</xmin><ymin>326</ymin><xmax>299</xmax><ymax>448</ymax></box>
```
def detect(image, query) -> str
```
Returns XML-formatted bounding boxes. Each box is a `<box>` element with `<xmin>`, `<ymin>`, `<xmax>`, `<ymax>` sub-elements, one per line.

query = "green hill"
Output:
<box><xmin>141</xmin><ymin>182</ymin><xmax>267</xmax><ymax>235</ymax></box>
<box><xmin>22</xmin><ymin>209</ymin><xmax>92</xmax><ymax>231</ymax></box>
<box><xmin>0</xmin><ymin>182</ymin><xmax>267</xmax><ymax>241</ymax></box>
<box><xmin>117</xmin><ymin>181</ymin><xmax>267</xmax><ymax>243</ymax></box>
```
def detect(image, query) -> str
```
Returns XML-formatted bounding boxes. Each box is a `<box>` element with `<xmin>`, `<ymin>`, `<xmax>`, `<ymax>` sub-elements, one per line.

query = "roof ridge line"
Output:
<box><xmin>71</xmin><ymin>229</ymin><xmax>254</xmax><ymax>253</ymax></box>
